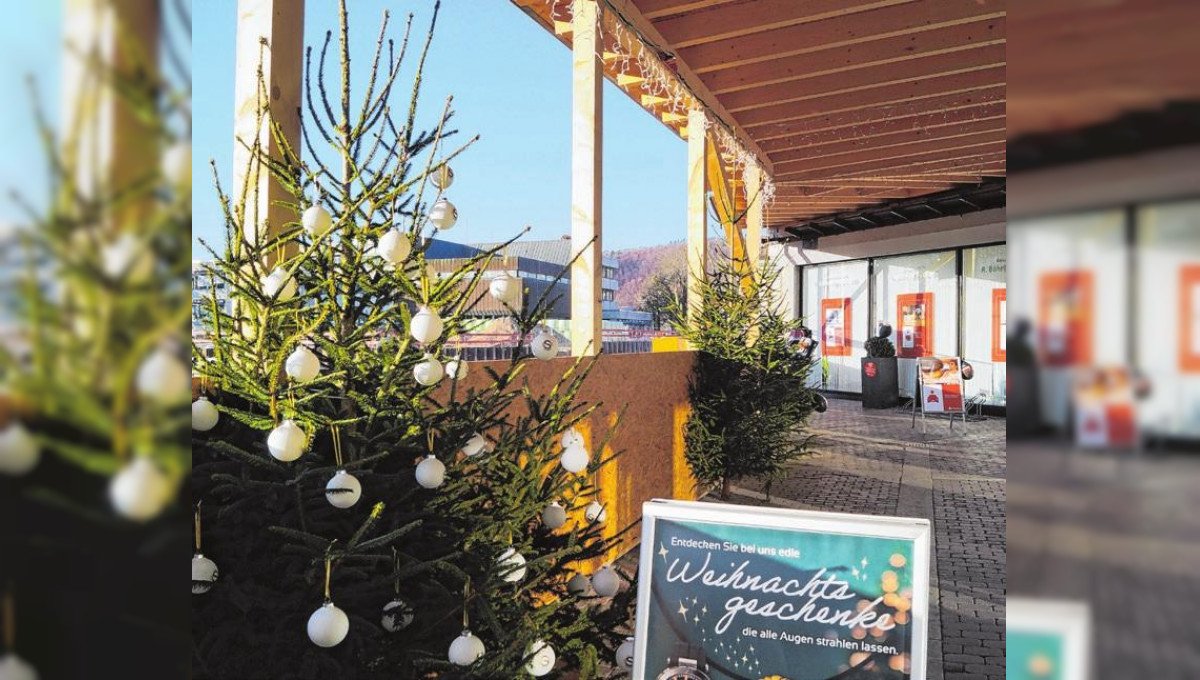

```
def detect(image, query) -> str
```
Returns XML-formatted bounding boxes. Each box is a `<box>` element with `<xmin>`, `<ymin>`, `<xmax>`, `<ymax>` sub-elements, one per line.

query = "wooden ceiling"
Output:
<box><xmin>513</xmin><ymin>0</ymin><xmax>1006</xmax><ymax>229</ymax></box>
<box><xmin>1008</xmin><ymin>0</ymin><xmax>1200</xmax><ymax>138</ymax></box>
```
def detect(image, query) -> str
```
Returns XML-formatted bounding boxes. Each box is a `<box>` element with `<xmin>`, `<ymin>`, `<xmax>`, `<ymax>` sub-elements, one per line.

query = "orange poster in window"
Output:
<box><xmin>820</xmin><ymin>297</ymin><xmax>852</xmax><ymax>357</ymax></box>
<box><xmin>992</xmin><ymin>288</ymin><xmax>1007</xmax><ymax>362</ymax></box>
<box><xmin>1039</xmin><ymin>271</ymin><xmax>1093</xmax><ymax>367</ymax></box>
<box><xmin>896</xmin><ymin>292</ymin><xmax>933</xmax><ymax>358</ymax></box>
<box><xmin>1182</xmin><ymin>265</ymin><xmax>1200</xmax><ymax>372</ymax></box>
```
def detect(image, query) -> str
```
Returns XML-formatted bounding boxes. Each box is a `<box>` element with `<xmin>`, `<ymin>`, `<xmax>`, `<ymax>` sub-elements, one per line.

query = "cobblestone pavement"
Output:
<box><xmin>1008</xmin><ymin>439</ymin><xmax>1200</xmax><ymax>679</ymax></box>
<box><xmin>725</xmin><ymin>398</ymin><xmax>1006</xmax><ymax>680</ymax></box>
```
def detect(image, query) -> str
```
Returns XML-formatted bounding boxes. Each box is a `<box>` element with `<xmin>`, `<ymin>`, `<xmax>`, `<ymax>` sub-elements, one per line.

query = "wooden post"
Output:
<box><xmin>686</xmin><ymin>108</ymin><xmax>709</xmax><ymax>327</ymax></box>
<box><xmin>233</xmin><ymin>0</ymin><xmax>305</xmax><ymax>254</ymax></box>
<box><xmin>570</xmin><ymin>0</ymin><xmax>603</xmax><ymax>357</ymax></box>
<box><xmin>745</xmin><ymin>163</ymin><xmax>764</xmax><ymax>274</ymax></box>
<box><xmin>61</xmin><ymin>0</ymin><xmax>160</xmax><ymax>228</ymax></box>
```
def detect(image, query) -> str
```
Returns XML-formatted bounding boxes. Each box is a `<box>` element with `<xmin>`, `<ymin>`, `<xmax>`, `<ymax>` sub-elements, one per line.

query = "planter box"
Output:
<box><xmin>861</xmin><ymin>357</ymin><xmax>899</xmax><ymax>409</ymax></box>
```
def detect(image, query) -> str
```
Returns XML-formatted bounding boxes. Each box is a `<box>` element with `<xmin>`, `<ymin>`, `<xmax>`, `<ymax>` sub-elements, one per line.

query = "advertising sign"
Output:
<box><xmin>896</xmin><ymin>293</ymin><xmax>933</xmax><ymax>358</ymax></box>
<box><xmin>1073</xmin><ymin>366</ymin><xmax>1137</xmax><ymax>448</ymax></box>
<box><xmin>1007</xmin><ymin>598</ymin><xmax>1090</xmax><ymax>680</ymax></box>
<box><xmin>1181</xmin><ymin>265</ymin><xmax>1200</xmax><ymax>373</ymax></box>
<box><xmin>992</xmin><ymin>288</ymin><xmax>1007</xmax><ymax>362</ymax></box>
<box><xmin>634</xmin><ymin>500</ymin><xmax>930</xmax><ymax>680</ymax></box>
<box><xmin>917</xmin><ymin>357</ymin><xmax>965</xmax><ymax>414</ymax></box>
<box><xmin>820</xmin><ymin>297</ymin><xmax>852</xmax><ymax>357</ymax></box>
<box><xmin>1039</xmin><ymin>271</ymin><xmax>1093</xmax><ymax>367</ymax></box>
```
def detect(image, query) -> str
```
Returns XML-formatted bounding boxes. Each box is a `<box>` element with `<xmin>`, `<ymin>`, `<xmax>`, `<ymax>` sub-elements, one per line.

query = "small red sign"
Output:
<box><xmin>864</xmin><ymin>361</ymin><xmax>877</xmax><ymax>378</ymax></box>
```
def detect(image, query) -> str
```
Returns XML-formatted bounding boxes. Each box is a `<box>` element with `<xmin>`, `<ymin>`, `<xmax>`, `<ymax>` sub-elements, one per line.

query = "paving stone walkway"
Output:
<box><xmin>724</xmin><ymin>397</ymin><xmax>1007</xmax><ymax>680</ymax></box>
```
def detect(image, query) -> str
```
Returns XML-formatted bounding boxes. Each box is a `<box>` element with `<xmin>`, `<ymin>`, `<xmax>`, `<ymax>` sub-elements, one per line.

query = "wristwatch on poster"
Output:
<box><xmin>656</xmin><ymin>643</ymin><xmax>711</xmax><ymax>680</ymax></box>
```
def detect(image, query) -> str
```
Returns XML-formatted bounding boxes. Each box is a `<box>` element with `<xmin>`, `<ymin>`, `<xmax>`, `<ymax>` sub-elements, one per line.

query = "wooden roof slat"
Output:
<box><xmin>653</xmin><ymin>0</ymin><xmax>912</xmax><ymax>49</ymax></box>
<box><xmin>774</xmin><ymin>133</ymin><xmax>1005</xmax><ymax>172</ymax></box>
<box><xmin>704</xmin><ymin>16</ymin><xmax>1005</xmax><ymax>95</ymax></box>
<box><xmin>776</xmin><ymin>145</ymin><xmax>1005</xmax><ymax>179</ymax></box>
<box><xmin>737</xmin><ymin>68</ymin><xmax>1005</xmax><ymax>128</ymax></box>
<box><xmin>675</xmin><ymin>0</ymin><xmax>1004</xmax><ymax>74</ymax></box>
<box><xmin>635</xmin><ymin>0</ymin><xmax>740</xmax><ymax>21</ymax></box>
<box><xmin>762</xmin><ymin>112</ymin><xmax>1006</xmax><ymax>156</ymax></box>
<box><xmin>722</xmin><ymin>43</ymin><xmax>1005</xmax><ymax>113</ymax></box>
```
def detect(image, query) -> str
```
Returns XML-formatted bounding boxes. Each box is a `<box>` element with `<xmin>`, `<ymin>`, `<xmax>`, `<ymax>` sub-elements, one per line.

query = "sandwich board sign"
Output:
<box><xmin>633</xmin><ymin>500</ymin><xmax>931</xmax><ymax>680</ymax></box>
<box><xmin>1007</xmin><ymin>598</ymin><xmax>1090</xmax><ymax>680</ymax></box>
<box><xmin>912</xmin><ymin>356</ymin><xmax>967</xmax><ymax>432</ymax></box>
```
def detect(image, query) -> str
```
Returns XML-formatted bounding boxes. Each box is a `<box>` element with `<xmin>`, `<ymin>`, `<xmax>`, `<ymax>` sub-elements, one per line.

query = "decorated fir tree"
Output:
<box><xmin>191</xmin><ymin>3</ymin><xmax>633</xmax><ymax>678</ymax></box>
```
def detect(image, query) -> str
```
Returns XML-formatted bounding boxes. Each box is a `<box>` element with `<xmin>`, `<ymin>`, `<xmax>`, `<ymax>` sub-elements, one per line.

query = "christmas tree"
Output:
<box><xmin>191</xmin><ymin>3</ymin><xmax>634</xmax><ymax>678</ymax></box>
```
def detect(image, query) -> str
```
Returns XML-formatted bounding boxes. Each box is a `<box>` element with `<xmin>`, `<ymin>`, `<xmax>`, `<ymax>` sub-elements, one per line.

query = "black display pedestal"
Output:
<box><xmin>861</xmin><ymin>357</ymin><xmax>899</xmax><ymax>409</ymax></box>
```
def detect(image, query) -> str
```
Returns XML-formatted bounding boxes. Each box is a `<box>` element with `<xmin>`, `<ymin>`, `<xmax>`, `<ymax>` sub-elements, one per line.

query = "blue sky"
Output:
<box><xmin>193</xmin><ymin>0</ymin><xmax>687</xmax><ymax>253</ymax></box>
<box><xmin>0</xmin><ymin>3</ymin><xmax>60</xmax><ymax>224</ymax></box>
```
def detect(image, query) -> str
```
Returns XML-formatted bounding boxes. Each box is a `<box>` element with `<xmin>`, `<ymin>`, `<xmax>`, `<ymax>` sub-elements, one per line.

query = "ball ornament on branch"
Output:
<box><xmin>191</xmin><ymin>554</ymin><xmax>219</xmax><ymax>595</ymax></box>
<box><xmin>267</xmin><ymin>419</ymin><xmax>307</xmax><ymax>462</ymax></box>
<box><xmin>284</xmin><ymin>345</ymin><xmax>321</xmax><ymax>383</ymax></box>
<box><xmin>431</xmin><ymin>164</ymin><xmax>454</xmax><ymax>190</ymax></box>
<box><xmin>307</xmin><ymin>601</ymin><xmax>350</xmax><ymax>648</ymax></box>
<box><xmin>541</xmin><ymin>501</ymin><xmax>567</xmax><ymax>530</ymax></box>
<box><xmin>324</xmin><ymin>469</ymin><xmax>362</xmax><ymax>509</ymax></box>
<box><xmin>591</xmin><ymin>564</ymin><xmax>620</xmax><ymax>597</ymax></box>
<box><xmin>559</xmin><ymin>443</ymin><xmax>590</xmax><ymax>474</ymax></box>
<box><xmin>488</xmin><ymin>272</ymin><xmax>518</xmax><ymax>305</ymax></box>
<box><xmin>566</xmin><ymin>573</ymin><xmax>591</xmax><ymax>596</ymax></box>
<box><xmin>191</xmin><ymin>396</ymin><xmax>220</xmax><ymax>431</ymax></box>
<box><xmin>0</xmin><ymin>421</ymin><xmax>40</xmax><ymax>476</ymax></box>
<box><xmin>375</xmin><ymin>228</ymin><xmax>411</xmax><ymax>264</ymax></box>
<box><xmin>261</xmin><ymin>267</ymin><xmax>297</xmax><ymax>301</ymax></box>
<box><xmin>524</xmin><ymin>640</ymin><xmax>556</xmax><ymax>677</ymax></box>
<box><xmin>302</xmin><ymin>204</ymin><xmax>333</xmax><ymax>238</ymax></box>
<box><xmin>445</xmin><ymin>358</ymin><xmax>468</xmax><ymax>381</ymax></box>
<box><xmin>0</xmin><ymin>654</ymin><xmax>38</xmax><ymax>680</ymax></box>
<box><xmin>413</xmin><ymin>354</ymin><xmax>444</xmax><ymax>386</ymax></box>
<box><xmin>615</xmin><ymin>637</ymin><xmax>636</xmax><ymax>669</ymax></box>
<box><xmin>496</xmin><ymin>546</ymin><xmax>527</xmax><ymax>584</ymax></box>
<box><xmin>428</xmin><ymin>198</ymin><xmax>458</xmax><ymax>231</ymax></box>
<box><xmin>415</xmin><ymin>455</ymin><xmax>445</xmax><ymax>489</ymax></box>
<box><xmin>109</xmin><ymin>457</ymin><xmax>172</xmax><ymax>521</ymax></box>
<box><xmin>530</xmin><ymin>329</ymin><xmax>559</xmax><ymax>360</ymax></box>
<box><xmin>136</xmin><ymin>347</ymin><xmax>190</xmax><ymax>405</ymax></box>
<box><xmin>448</xmin><ymin>630</ymin><xmax>485</xmax><ymax>666</ymax></box>
<box><xmin>410</xmin><ymin>306</ymin><xmax>443</xmax><ymax>345</ymax></box>
<box><xmin>584</xmin><ymin>501</ymin><xmax>607</xmax><ymax>525</ymax></box>
<box><xmin>381</xmin><ymin>598</ymin><xmax>414</xmax><ymax>632</ymax></box>
<box><xmin>461</xmin><ymin>433</ymin><xmax>489</xmax><ymax>457</ymax></box>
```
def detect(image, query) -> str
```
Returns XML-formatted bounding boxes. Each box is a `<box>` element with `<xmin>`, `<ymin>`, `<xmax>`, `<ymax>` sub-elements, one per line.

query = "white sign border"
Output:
<box><xmin>1006</xmin><ymin>597</ymin><xmax>1091</xmax><ymax>680</ymax></box>
<box><xmin>633</xmin><ymin>499</ymin><xmax>933</xmax><ymax>680</ymax></box>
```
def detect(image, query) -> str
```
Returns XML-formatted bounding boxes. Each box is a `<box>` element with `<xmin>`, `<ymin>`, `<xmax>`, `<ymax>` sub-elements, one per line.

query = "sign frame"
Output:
<box><xmin>633</xmin><ymin>499</ymin><xmax>932</xmax><ymax>680</ymax></box>
<box><xmin>896</xmin><ymin>292</ymin><xmax>934</xmax><ymax>358</ymax></box>
<box><xmin>1006</xmin><ymin>598</ymin><xmax>1090</xmax><ymax>680</ymax></box>
<box><xmin>820</xmin><ymin>297</ymin><xmax>853</xmax><ymax>357</ymax></box>
<box><xmin>911</xmin><ymin>356</ymin><xmax>968</xmax><ymax>433</ymax></box>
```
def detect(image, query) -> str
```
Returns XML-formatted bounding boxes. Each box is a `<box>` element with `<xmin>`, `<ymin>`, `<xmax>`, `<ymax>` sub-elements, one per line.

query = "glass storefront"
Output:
<box><xmin>799</xmin><ymin>243</ymin><xmax>1006</xmax><ymax>406</ymax></box>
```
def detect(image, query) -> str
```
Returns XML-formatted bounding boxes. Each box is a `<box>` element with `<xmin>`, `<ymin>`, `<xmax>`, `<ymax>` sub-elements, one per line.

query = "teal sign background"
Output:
<box><xmin>644</xmin><ymin>518</ymin><xmax>918</xmax><ymax>680</ymax></box>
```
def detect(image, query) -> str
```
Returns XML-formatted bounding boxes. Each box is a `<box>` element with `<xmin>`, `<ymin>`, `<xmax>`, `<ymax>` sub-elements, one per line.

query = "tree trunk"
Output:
<box><xmin>721</xmin><ymin>477</ymin><xmax>732</xmax><ymax>500</ymax></box>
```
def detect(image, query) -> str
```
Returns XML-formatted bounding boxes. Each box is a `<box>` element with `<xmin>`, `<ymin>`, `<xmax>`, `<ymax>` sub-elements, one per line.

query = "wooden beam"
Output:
<box><xmin>746</xmin><ymin>163</ymin><xmax>764</xmax><ymax>272</ymax></box>
<box><xmin>723</xmin><ymin>44</ymin><xmax>1006</xmax><ymax>113</ymax></box>
<box><xmin>703</xmin><ymin>16</ymin><xmax>1005</xmax><ymax>94</ymax></box>
<box><xmin>62</xmin><ymin>0</ymin><xmax>161</xmax><ymax>228</ymax></box>
<box><xmin>738</xmin><ymin>68</ymin><xmax>1006</xmax><ymax>129</ymax></box>
<box><xmin>751</xmin><ymin>87</ymin><xmax>1005</xmax><ymax>142</ymax></box>
<box><xmin>233</xmin><ymin>0</ymin><xmax>304</xmax><ymax>254</ymax></box>
<box><xmin>758</xmin><ymin>103</ymin><xmax>1005</xmax><ymax>154</ymax></box>
<box><xmin>570</xmin><ymin>0</ymin><xmax>603</xmax><ymax>357</ymax></box>
<box><xmin>656</xmin><ymin>0</ymin><xmax>912</xmax><ymax>49</ymax></box>
<box><xmin>678</xmin><ymin>0</ymin><xmax>1005</xmax><ymax>74</ymax></box>
<box><xmin>770</xmin><ymin>123</ymin><xmax>1006</xmax><ymax>165</ymax></box>
<box><xmin>774</xmin><ymin>135</ymin><xmax>1004</xmax><ymax>172</ymax></box>
<box><xmin>637</xmin><ymin>0</ymin><xmax>739</xmax><ymax>21</ymax></box>
<box><xmin>687</xmin><ymin>108</ymin><xmax>709</xmax><ymax>327</ymax></box>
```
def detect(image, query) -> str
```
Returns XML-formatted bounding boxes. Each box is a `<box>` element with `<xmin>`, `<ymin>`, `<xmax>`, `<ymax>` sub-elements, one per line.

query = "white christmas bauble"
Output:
<box><xmin>445</xmin><ymin>358</ymin><xmax>468</xmax><ymax>381</ymax></box>
<box><xmin>376</xmin><ymin>228</ymin><xmax>412</xmax><ymax>264</ymax></box>
<box><xmin>191</xmin><ymin>397</ymin><xmax>220</xmax><ymax>431</ymax></box>
<box><xmin>496</xmin><ymin>547</ymin><xmax>527</xmax><ymax>584</ymax></box>
<box><xmin>410</xmin><ymin>306</ymin><xmax>444</xmax><ymax>345</ymax></box>
<box><xmin>566</xmin><ymin>573</ymin><xmax>590</xmax><ymax>596</ymax></box>
<box><xmin>584</xmin><ymin>501</ymin><xmax>607</xmax><ymax>525</ymax></box>
<box><xmin>307</xmin><ymin>601</ymin><xmax>350</xmax><ymax>648</ymax></box>
<box><xmin>0</xmin><ymin>421</ymin><xmax>40</xmax><ymax>476</ymax></box>
<box><xmin>525</xmin><ymin>640</ymin><xmax>556</xmax><ymax>677</ymax></box>
<box><xmin>284</xmin><ymin>345</ymin><xmax>321</xmax><ymax>383</ymax></box>
<box><xmin>461</xmin><ymin>432</ymin><xmax>489</xmax><ymax>457</ymax></box>
<box><xmin>415</xmin><ymin>455</ymin><xmax>445</xmax><ymax>489</ymax></box>
<box><xmin>382</xmin><ymin>598</ymin><xmax>414</xmax><ymax>632</ymax></box>
<box><xmin>448</xmin><ymin>630</ymin><xmax>485</xmax><ymax>666</ymax></box>
<box><xmin>541</xmin><ymin>501</ymin><xmax>567</xmax><ymax>530</ymax></box>
<box><xmin>261</xmin><ymin>267</ymin><xmax>297</xmax><ymax>301</ymax></box>
<box><xmin>559</xmin><ymin>444</ymin><xmax>590</xmax><ymax>474</ymax></box>
<box><xmin>302</xmin><ymin>204</ymin><xmax>333</xmax><ymax>238</ymax></box>
<box><xmin>267</xmin><ymin>419</ymin><xmax>306</xmax><ymax>462</ymax></box>
<box><xmin>615</xmin><ymin>637</ymin><xmax>635</xmax><ymax>669</ymax></box>
<box><xmin>101</xmin><ymin>233</ymin><xmax>152</xmax><ymax>281</ymax></box>
<box><xmin>109</xmin><ymin>457</ymin><xmax>172</xmax><ymax>522</ymax></box>
<box><xmin>413</xmin><ymin>354</ymin><xmax>444</xmax><ymax>387</ymax></box>
<box><xmin>432</xmin><ymin>164</ymin><xmax>454</xmax><ymax>190</ymax></box>
<box><xmin>163</xmin><ymin>140</ymin><xmax>191</xmax><ymax>190</ymax></box>
<box><xmin>0</xmin><ymin>653</ymin><xmax>38</xmax><ymax>680</ymax></box>
<box><xmin>429</xmin><ymin>199</ymin><xmax>458</xmax><ymax>231</ymax></box>
<box><xmin>191</xmin><ymin>553</ymin><xmax>219</xmax><ymax>595</ymax></box>
<box><xmin>591</xmin><ymin>565</ymin><xmax>620</xmax><ymax>597</ymax></box>
<box><xmin>135</xmin><ymin>347</ymin><xmax>190</xmax><ymax>405</ymax></box>
<box><xmin>325</xmin><ymin>469</ymin><xmax>362</xmax><ymax>509</ymax></box>
<box><xmin>560</xmin><ymin>427</ymin><xmax>584</xmax><ymax>450</ymax></box>
<box><xmin>530</xmin><ymin>330</ymin><xmax>559</xmax><ymax>360</ymax></box>
<box><xmin>488</xmin><ymin>272</ymin><xmax>517</xmax><ymax>304</ymax></box>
